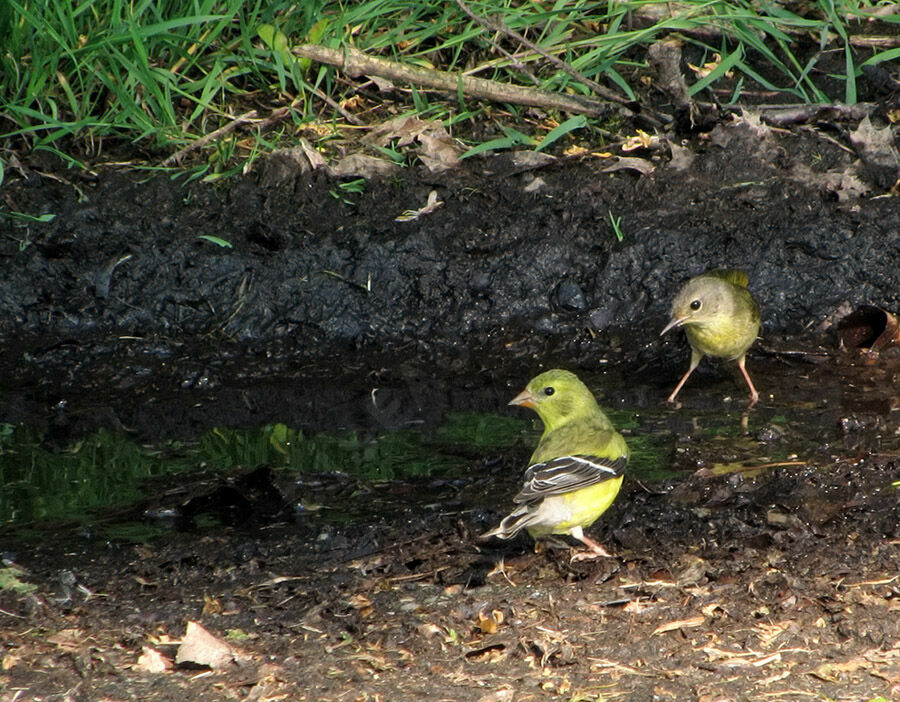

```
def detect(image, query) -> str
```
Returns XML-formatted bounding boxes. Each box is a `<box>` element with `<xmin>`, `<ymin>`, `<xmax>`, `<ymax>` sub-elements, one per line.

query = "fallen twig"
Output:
<box><xmin>163</xmin><ymin>109</ymin><xmax>257</xmax><ymax>167</ymax></box>
<box><xmin>751</xmin><ymin>102</ymin><xmax>876</xmax><ymax>127</ymax></box>
<box><xmin>291</xmin><ymin>43</ymin><xmax>624</xmax><ymax>120</ymax></box>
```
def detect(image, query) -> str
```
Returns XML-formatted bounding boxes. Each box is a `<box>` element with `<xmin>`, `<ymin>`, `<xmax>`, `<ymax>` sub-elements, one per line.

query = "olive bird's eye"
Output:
<box><xmin>543</xmin><ymin>386</ymin><xmax>555</xmax><ymax>396</ymax></box>
<box><xmin>690</xmin><ymin>299</ymin><xmax>702</xmax><ymax>311</ymax></box>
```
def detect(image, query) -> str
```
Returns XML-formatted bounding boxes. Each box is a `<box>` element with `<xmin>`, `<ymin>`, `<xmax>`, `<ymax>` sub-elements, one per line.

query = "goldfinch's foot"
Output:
<box><xmin>570</xmin><ymin>549</ymin><xmax>611</xmax><ymax>562</ymax></box>
<box><xmin>572</xmin><ymin>533</ymin><xmax>614</xmax><ymax>559</ymax></box>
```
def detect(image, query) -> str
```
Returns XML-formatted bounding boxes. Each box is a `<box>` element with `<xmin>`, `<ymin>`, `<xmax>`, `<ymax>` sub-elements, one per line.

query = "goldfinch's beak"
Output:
<box><xmin>508</xmin><ymin>389</ymin><xmax>537</xmax><ymax>408</ymax></box>
<box><xmin>660</xmin><ymin>316</ymin><xmax>687</xmax><ymax>336</ymax></box>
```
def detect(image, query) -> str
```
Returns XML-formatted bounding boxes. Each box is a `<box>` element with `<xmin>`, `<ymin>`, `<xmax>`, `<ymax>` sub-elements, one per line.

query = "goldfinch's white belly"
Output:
<box><xmin>526</xmin><ymin>476</ymin><xmax>623</xmax><ymax>537</ymax></box>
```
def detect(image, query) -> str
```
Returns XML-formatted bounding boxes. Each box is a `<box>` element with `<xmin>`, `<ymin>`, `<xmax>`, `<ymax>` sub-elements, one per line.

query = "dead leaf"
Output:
<box><xmin>135</xmin><ymin>646</ymin><xmax>171</xmax><ymax>673</ymax></box>
<box><xmin>417</xmin><ymin>131</ymin><xmax>462</xmax><ymax>173</ymax></box>
<box><xmin>850</xmin><ymin>116</ymin><xmax>900</xmax><ymax>170</ymax></box>
<box><xmin>652</xmin><ymin>615</ymin><xmax>705</xmax><ymax>635</ymax></box>
<box><xmin>364</xmin><ymin>115</ymin><xmax>432</xmax><ymax>148</ymax></box>
<box><xmin>849</xmin><ymin>116</ymin><xmax>900</xmax><ymax>191</ymax></box>
<box><xmin>175</xmin><ymin>621</ymin><xmax>239</xmax><ymax>670</ymax></box>
<box><xmin>328</xmin><ymin>154</ymin><xmax>399</xmax><ymax>178</ymax></box>
<box><xmin>601</xmin><ymin>156</ymin><xmax>655</xmax><ymax>176</ymax></box>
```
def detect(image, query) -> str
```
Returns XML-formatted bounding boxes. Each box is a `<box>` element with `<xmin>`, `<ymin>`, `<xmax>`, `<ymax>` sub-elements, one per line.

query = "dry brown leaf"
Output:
<box><xmin>175</xmin><ymin>621</ymin><xmax>239</xmax><ymax>670</ymax></box>
<box><xmin>329</xmin><ymin>154</ymin><xmax>399</xmax><ymax>179</ymax></box>
<box><xmin>363</xmin><ymin>115</ymin><xmax>431</xmax><ymax>147</ymax></box>
<box><xmin>135</xmin><ymin>646</ymin><xmax>171</xmax><ymax>673</ymax></box>
<box><xmin>417</xmin><ymin>131</ymin><xmax>462</xmax><ymax>173</ymax></box>
<box><xmin>601</xmin><ymin>156</ymin><xmax>655</xmax><ymax>176</ymax></box>
<box><xmin>850</xmin><ymin>116</ymin><xmax>900</xmax><ymax>169</ymax></box>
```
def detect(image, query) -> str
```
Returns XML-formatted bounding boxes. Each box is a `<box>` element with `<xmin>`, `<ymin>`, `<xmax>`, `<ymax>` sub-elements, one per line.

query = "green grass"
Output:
<box><xmin>1</xmin><ymin>0</ymin><xmax>896</xmax><ymax>172</ymax></box>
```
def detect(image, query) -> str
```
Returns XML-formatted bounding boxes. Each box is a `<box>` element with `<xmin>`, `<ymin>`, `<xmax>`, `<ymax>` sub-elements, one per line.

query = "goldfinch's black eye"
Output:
<box><xmin>543</xmin><ymin>386</ymin><xmax>555</xmax><ymax>396</ymax></box>
<box><xmin>690</xmin><ymin>299</ymin><xmax>702</xmax><ymax>311</ymax></box>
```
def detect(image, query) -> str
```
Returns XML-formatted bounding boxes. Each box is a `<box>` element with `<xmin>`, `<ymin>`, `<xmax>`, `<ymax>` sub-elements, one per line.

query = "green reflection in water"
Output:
<box><xmin>0</xmin><ymin>410</ymin><xmax>677</xmax><ymax>527</ymax></box>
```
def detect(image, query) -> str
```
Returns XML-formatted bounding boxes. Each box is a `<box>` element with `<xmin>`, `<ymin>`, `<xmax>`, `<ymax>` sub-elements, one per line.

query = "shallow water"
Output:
<box><xmin>2</xmin><ymin>346</ymin><xmax>896</xmax><ymax>535</ymax></box>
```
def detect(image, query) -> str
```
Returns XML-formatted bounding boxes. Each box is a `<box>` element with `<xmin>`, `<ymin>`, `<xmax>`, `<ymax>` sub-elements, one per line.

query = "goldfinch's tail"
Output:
<box><xmin>481</xmin><ymin>506</ymin><xmax>539</xmax><ymax>541</ymax></box>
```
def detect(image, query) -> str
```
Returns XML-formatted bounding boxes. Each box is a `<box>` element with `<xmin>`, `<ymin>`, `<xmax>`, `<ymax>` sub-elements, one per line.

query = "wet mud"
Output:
<box><xmin>2</xmin><ymin>115</ymin><xmax>900</xmax><ymax>699</ymax></box>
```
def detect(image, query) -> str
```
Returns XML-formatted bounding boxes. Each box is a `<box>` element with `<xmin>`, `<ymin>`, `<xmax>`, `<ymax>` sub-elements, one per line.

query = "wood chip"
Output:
<box><xmin>653</xmin><ymin>615</ymin><xmax>705</xmax><ymax>635</ymax></box>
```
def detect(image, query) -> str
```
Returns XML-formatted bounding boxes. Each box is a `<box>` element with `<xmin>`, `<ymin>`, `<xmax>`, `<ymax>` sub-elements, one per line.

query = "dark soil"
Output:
<box><xmin>2</xmin><ymin>111</ymin><xmax>900</xmax><ymax>700</ymax></box>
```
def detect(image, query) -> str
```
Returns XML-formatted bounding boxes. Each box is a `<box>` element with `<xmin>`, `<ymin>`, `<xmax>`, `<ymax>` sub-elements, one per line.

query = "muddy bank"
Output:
<box><xmin>3</xmin><ymin>121</ymin><xmax>899</xmax><ymax>359</ymax></box>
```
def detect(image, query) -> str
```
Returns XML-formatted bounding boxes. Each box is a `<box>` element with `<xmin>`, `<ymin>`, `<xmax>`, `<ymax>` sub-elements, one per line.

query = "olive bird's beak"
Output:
<box><xmin>660</xmin><ymin>316</ymin><xmax>687</xmax><ymax>336</ymax></box>
<box><xmin>508</xmin><ymin>389</ymin><xmax>537</xmax><ymax>408</ymax></box>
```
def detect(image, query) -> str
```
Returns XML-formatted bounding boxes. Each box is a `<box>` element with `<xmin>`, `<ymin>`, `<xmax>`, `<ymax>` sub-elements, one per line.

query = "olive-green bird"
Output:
<box><xmin>661</xmin><ymin>269</ymin><xmax>760</xmax><ymax>406</ymax></box>
<box><xmin>482</xmin><ymin>369</ymin><xmax>628</xmax><ymax>558</ymax></box>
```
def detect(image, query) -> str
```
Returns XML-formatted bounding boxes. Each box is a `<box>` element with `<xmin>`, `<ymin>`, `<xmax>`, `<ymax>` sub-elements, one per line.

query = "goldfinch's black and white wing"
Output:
<box><xmin>513</xmin><ymin>454</ymin><xmax>627</xmax><ymax>504</ymax></box>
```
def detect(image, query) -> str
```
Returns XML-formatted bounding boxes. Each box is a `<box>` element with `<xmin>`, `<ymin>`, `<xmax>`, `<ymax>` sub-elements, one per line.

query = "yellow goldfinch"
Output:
<box><xmin>482</xmin><ymin>369</ymin><xmax>628</xmax><ymax>558</ymax></box>
<box><xmin>661</xmin><ymin>269</ymin><xmax>760</xmax><ymax>406</ymax></box>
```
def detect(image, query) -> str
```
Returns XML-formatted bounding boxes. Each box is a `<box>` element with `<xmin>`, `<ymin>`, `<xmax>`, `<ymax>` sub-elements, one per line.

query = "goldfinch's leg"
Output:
<box><xmin>737</xmin><ymin>355</ymin><xmax>759</xmax><ymax>407</ymax></box>
<box><xmin>667</xmin><ymin>349</ymin><xmax>703</xmax><ymax>404</ymax></box>
<box><xmin>569</xmin><ymin>526</ymin><xmax>613</xmax><ymax>560</ymax></box>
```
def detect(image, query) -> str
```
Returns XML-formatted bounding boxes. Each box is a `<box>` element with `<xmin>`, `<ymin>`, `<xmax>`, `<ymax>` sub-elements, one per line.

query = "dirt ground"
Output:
<box><xmin>2</xmin><ymin>411</ymin><xmax>899</xmax><ymax>701</ymax></box>
<box><xmin>3</xmin><ymin>101</ymin><xmax>900</xmax><ymax>700</ymax></box>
